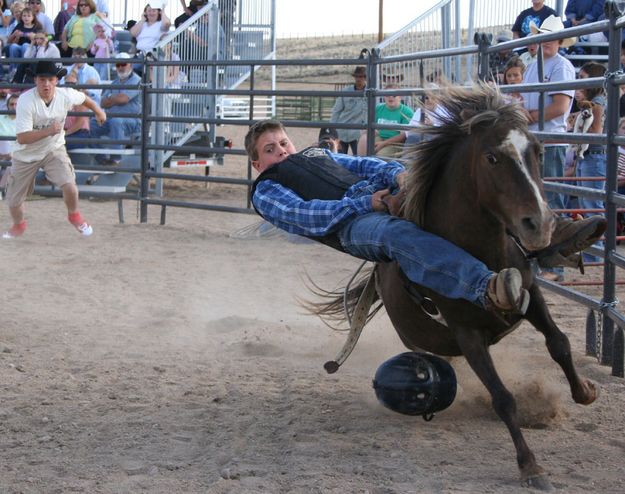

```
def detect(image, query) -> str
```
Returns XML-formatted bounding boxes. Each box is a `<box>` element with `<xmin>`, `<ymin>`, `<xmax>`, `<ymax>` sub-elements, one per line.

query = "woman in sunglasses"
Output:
<box><xmin>59</xmin><ymin>0</ymin><xmax>104</xmax><ymax>58</ymax></box>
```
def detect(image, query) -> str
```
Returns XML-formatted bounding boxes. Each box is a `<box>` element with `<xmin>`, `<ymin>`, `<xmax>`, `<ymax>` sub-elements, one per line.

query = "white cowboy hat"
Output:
<box><xmin>529</xmin><ymin>15</ymin><xmax>577</xmax><ymax>48</ymax></box>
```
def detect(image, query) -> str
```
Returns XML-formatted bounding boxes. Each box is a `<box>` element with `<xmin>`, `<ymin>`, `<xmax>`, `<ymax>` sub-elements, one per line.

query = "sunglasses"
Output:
<box><xmin>78</xmin><ymin>3</ymin><xmax>89</xmax><ymax>6</ymax></box>
<box><xmin>115</xmin><ymin>63</ymin><xmax>130</xmax><ymax>67</ymax></box>
<box><xmin>29</xmin><ymin>1</ymin><xmax>41</xmax><ymax>4</ymax></box>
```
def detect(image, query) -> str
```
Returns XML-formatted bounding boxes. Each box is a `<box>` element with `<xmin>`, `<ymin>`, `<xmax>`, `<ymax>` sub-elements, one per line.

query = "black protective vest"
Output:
<box><xmin>251</xmin><ymin>147</ymin><xmax>364</xmax><ymax>251</ymax></box>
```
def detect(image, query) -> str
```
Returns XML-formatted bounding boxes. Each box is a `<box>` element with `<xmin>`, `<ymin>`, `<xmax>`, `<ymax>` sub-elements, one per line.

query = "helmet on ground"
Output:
<box><xmin>372</xmin><ymin>352</ymin><xmax>457</xmax><ymax>420</ymax></box>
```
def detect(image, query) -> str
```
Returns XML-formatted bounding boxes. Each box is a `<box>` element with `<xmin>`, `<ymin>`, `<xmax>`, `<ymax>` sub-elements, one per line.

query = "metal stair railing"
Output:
<box><xmin>151</xmin><ymin>0</ymin><xmax>275</xmax><ymax>168</ymax></box>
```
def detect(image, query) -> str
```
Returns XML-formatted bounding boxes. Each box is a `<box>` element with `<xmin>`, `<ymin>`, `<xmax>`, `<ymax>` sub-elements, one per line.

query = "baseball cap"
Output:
<box><xmin>318</xmin><ymin>127</ymin><xmax>338</xmax><ymax>141</ymax></box>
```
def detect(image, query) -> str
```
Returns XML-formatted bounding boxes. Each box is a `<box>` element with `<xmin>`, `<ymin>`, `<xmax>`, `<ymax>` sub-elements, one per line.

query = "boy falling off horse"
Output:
<box><xmin>245</xmin><ymin>120</ymin><xmax>606</xmax><ymax>315</ymax></box>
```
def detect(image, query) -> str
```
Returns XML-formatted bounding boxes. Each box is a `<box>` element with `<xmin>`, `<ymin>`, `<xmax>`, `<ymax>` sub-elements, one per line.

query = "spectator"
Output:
<box><xmin>502</xmin><ymin>56</ymin><xmax>525</xmax><ymax>103</ymax></box>
<box><xmin>357</xmin><ymin>83</ymin><xmax>414</xmax><ymax>158</ymax></box>
<box><xmin>564</xmin><ymin>0</ymin><xmax>605</xmax><ymax>28</ymax></box>
<box><xmin>0</xmin><ymin>95</ymin><xmax>17</xmax><ymax>192</ymax></box>
<box><xmin>175</xmin><ymin>0</ymin><xmax>206</xmax><ymax>28</ymax></box>
<box><xmin>89</xmin><ymin>22</ymin><xmax>114</xmax><ymax>80</ymax></box>
<box><xmin>489</xmin><ymin>30</ymin><xmax>515</xmax><ymax>84</ymax></box>
<box><xmin>88</xmin><ymin>52</ymin><xmax>141</xmax><ymax>166</ymax></box>
<box><xmin>25</xmin><ymin>0</ymin><xmax>53</xmax><ymax>36</ymax></box>
<box><xmin>62</xmin><ymin>46</ymin><xmax>101</xmax><ymax>104</ymax></box>
<box><xmin>95</xmin><ymin>0</ymin><xmax>109</xmax><ymax>17</ymax></box>
<box><xmin>519</xmin><ymin>36</ymin><xmax>539</xmax><ymax>66</ymax></box>
<box><xmin>0</xmin><ymin>0</ymin><xmax>11</xmax><ymax>41</ymax></box>
<box><xmin>2</xmin><ymin>61</ymin><xmax>106</xmax><ymax>239</ymax></box>
<box><xmin>6</xmin><ymin>1</ymin><xmax>24</xmax><ymax>35</ymax></box>
<box><xmin>60</xmin><ymin>0</ymin><xmax>102</xmax><ymax>58</ymax></box>
<box><xmin>316</xmin><ymin>127</ymin><xmax>340</xmax><ymax>153</ymax></box>
<box><xmin>0</xmin><ymin>93</ymin><xmax>17</xmax><ymax>190</ymax></box>
<box><xmin>62</xmin><ymin>72</ymin><xmax>90</xmax><ymax>150</ymax></box>
<box><xmin>512</xmin><ymin>0</ymin><xmax>558</xmax><ymax>39</ymax></box>
<box><xmin>5</xmin><ymin>5</ymin><xmax>40</xmax><ymax>73</ymax></box>
<box><xmin>330</xmin><ymin>66</ymin><xmax>367</xmax><ymax>155</ymax></box>
<box><xmin>574</xmin><ymin>61</ymin><xmax>607</xmax><ymax>262</ymax></box>
<box><xmin>13</xmin><ymin>30</ymin><xmax>60</xmax><ymax>83</ymax></box>
<box><xmin>0</xmin><ymin>86</ymin><xmax>10</xmax><ymax>110</ymax></box>
<box><xmin>160</xmin><ymin>34</ymin><xmax>186</xmax><ymax>87</ymax></box>
<box><xmin>521</xmin><ymin>15</ymin><xmax>577</xmax><ymax>281</ymax></box>
<box><xmin>129</xmin><ymin>4</ymin><xmax>171</xmax><ymax>55</ymax></box>
<box><xmin>52</xmin><ymin>1</ymin><xmax>75</xmax><ymax>44</ymax></box>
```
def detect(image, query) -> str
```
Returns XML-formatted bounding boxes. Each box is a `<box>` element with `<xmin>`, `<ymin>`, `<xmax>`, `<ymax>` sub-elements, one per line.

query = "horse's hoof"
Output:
<box><xmin>574</xmin><ymin>379</ymin><xmax>599</xmax><ymax>405</ymax></box>
<box><xmin>524</xmin><ymin>474</ymin><xmax>555</xmax><ymax>491</ymax></box>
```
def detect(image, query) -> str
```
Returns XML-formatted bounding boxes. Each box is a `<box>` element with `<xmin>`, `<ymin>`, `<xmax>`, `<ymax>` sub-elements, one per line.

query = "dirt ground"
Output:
<box><xmin>1</xmin><ymin>124</ymin><xmax>625</xmax><ymax>493</ymax></box>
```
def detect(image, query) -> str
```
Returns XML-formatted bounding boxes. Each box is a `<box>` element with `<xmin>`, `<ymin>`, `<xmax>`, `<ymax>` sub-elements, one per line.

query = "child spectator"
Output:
<box><xmin>13</xmin><ymin>30</ymin><xmax>59</xmax><ymax>83</ymax></box>
<box><xmin>89</xmin><ymin>22</ymin><xmax>114</xmax><ymax>80</ymax></box>
<box><xmin>63</xmin><ymin>72</ymin><xmax>90</xmax><ymax>150</ymax></box>
<box><xmin>6</xmin><ymin>6</ymin><xmax>41</xmax><ymax>69</ymax></box>
<box><xmin>357</xmin><ymin>83</ymin><xmax>414</xmax><ymax>158</ymax></box>
<box><xmin>502</xmin><ymin>56</ymin><xmax>525</xmax><ymax>103</ymax></box>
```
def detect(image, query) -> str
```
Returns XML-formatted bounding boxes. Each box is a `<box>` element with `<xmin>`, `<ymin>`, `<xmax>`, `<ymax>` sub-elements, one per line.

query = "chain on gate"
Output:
<box><xmin>595</xmin><ymin>299</ymin><xmax>620</xmax><ymax>362</ymax></box>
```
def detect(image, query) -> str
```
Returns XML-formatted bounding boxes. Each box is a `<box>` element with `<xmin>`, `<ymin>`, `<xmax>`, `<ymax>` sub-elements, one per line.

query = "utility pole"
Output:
<box><xmin>378</xmin><ymin>0</ymin><xmax>384</xmax><ymax>42</ymax></box>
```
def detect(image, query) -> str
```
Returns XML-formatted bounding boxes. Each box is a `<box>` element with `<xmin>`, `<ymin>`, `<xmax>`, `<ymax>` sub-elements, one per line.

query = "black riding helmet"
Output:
<box><xmin>372</xmin><ymin>352</ymin><xmax>457</xmax><ymax>420</ymax></box>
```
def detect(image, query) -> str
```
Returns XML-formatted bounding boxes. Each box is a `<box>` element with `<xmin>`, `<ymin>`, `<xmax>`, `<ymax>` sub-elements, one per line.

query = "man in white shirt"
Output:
<box><xmin>2</xmin><ymin>61</ymin><xmax>107</xmax><ymax>239</ymax></box>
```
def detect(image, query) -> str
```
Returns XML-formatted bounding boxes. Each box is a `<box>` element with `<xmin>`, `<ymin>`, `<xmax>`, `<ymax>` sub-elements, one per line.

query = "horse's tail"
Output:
<box><xmin>299</xmin><ymin>263</ymin><xmax>384</xmax><ymax>331</ymax></box>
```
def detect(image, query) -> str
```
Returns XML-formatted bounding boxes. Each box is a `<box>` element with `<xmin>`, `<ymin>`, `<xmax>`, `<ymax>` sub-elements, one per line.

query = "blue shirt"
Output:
<box><xmin>252</xmin><ymin>149</ymin><xmax>405</xmax><ymax>237</ymax></box>
<box><xmin>101</xmin><ymin>71</ymin><xmax>142</xmax><ymax>115</ymax></box>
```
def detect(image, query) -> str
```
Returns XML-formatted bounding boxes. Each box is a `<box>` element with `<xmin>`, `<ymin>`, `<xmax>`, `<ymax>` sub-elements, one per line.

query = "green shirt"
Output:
<box><xmin>375</xmin><ymin>103</ymin><xmax>414</xmax><ymax>140</ymax></box>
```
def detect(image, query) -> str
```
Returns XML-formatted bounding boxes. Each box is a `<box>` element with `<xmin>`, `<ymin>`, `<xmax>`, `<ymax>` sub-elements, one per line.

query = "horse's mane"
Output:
<box><xmin>402</xmin><ymin>83</ymin><xmax>530</xmax><ymax>227</ymax></box>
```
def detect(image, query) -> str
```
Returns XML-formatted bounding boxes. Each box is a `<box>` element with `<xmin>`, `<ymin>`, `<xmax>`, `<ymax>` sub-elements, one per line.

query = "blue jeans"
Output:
<box><xmin>89</xmin><ymin>116</ymin><xmax>141</xmax><ymax>161</ymax></box>
<box><xmin>337</xmin><ymin>213</ymin><xmax>492</xmax><ymax>308</ymax></box>
<box><xmin>65</xmin><ymin>129</ymin><xmax>91</xmax><ymax>150</ymax></box>
<box><xmin>8</xmin><ymin>43</ymin><xmax>30</xmax><ymax>70</ymax></box>
<box><xmin>543</xmin><ymin>146</ymin><xmax>567</xmax><ymax>211</ymax></box>
<box><xmin>577</xmin><ymin>151</ymin><xmax>606</xmax><ymax>262</ymax></box>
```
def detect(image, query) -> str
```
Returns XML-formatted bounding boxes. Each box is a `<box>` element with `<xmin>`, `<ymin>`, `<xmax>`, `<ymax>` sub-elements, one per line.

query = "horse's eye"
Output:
<box><xmin>485</xmin><ymin>153</ymin><xmax>498</xmax><ymax>165</ymax></box>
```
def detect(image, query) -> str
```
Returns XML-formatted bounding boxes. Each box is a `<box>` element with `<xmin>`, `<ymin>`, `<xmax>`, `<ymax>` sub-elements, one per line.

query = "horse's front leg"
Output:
<box><xmin>455</xmin><ymin>327</ymin><xmax>553</xmax><ymax>490</ymax></box>
<box><xmin>524</xmin><ymin>285</ymin><xmax>598</xmax><ymax>405</ymax></box>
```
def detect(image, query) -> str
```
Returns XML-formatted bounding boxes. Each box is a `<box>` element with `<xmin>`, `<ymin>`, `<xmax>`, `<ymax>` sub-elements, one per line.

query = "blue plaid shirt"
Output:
<box><xmin>252</xmin><ymin>150</ymin><xmax>405</xmax><ymax>237</ymax></box>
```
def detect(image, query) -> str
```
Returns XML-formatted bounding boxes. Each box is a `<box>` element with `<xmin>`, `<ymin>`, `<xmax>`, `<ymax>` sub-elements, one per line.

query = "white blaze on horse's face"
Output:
<box><xmin>498</xmin><ymin>129</ymin><xmax>553</xmax><ymax>250</ymax></box>
<box><xmin>499</xmin><ymin>129</ymin><xmax>546</xmax><ymax>210</ymax></box>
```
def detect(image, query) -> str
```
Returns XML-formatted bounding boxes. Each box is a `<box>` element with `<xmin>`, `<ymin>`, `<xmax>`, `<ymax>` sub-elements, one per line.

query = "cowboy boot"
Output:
<box><xmin>486</xmin><ymin>267</ymin><xmax>530</xmax><ymax>315</ymax></box>
<box><xmin>533</xmin><ymin>215</ymin><xmax>607</xmax><ymax>270</ymax></box>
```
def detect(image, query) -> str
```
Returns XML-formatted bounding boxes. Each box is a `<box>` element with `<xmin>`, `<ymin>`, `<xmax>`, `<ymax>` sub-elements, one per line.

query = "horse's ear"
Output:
<box><xmin>459</xmin><ymin>108</ymin><xmax>479</xmax><ymax>133</ymax></box>
<box><xmin>459</xmin><ymin>108</ymin><xmax>477</xmax><ymax>123</ymax></box>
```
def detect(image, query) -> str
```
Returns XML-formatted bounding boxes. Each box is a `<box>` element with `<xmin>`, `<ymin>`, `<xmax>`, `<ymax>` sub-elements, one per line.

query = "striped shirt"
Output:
<box><xmin>252</xmin><ymin>150</ymin><xmax>405</xmax><ymax>237</ymax></box>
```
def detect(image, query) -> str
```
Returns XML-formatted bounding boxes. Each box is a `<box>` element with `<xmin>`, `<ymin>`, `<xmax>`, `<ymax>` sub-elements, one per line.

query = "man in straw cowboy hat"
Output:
<box><xmin>330</xmin><ymin>66</ymin><xmax>368</xmax><ymax>155</ymax></box>
<box><xmin>521</xmin><ymin>14</ymin><xmax>578</xmax><ymax>280</ymax></box>
<box><xmin>2</xmin><ymin>61</ymin><xmax>107</xmax><ymax>239</ymax></box>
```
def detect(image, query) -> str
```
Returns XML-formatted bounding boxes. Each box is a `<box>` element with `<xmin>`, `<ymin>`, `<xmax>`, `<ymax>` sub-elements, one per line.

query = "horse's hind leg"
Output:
<box><xmin>455</xmin><ymin>327</ymin><xmax>553</xmax><ymax>490</ymax></box>
<box><xmin>525</xmin><ymin>285</ymin><xmax>598</xmax><ymax>405</ymax></box>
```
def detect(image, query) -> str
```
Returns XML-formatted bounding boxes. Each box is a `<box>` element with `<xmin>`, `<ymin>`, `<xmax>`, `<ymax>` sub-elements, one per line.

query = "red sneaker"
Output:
<box><xmin>68</xmin><ymin>212</ymin><xmax>93</xmax><ymax>237</ymax></box>
<box><xmin>2</xmin><ymin>221</ymin><xmax>27</xmax><ymax>239</ymax></box>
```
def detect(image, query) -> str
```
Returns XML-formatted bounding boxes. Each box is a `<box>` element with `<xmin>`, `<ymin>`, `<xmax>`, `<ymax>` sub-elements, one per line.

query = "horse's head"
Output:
<box><xmin>404</xmin><ymin>84</ymin><xmax>554</xmax><ymax>251</ymax></box>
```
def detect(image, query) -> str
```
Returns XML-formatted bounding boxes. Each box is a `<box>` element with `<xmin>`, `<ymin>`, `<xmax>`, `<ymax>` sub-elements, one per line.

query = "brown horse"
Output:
<box><xmin>316</xmin><ymin>85</ymin><xmax>597</xmax><ymax>490</ymax></box>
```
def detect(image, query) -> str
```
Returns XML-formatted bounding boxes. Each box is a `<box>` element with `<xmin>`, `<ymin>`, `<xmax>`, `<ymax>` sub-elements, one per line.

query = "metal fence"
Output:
<box><xmin>126</xmin><ymin>2</ymin><xmax>625</xmax><ymax>377</ymax></box>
